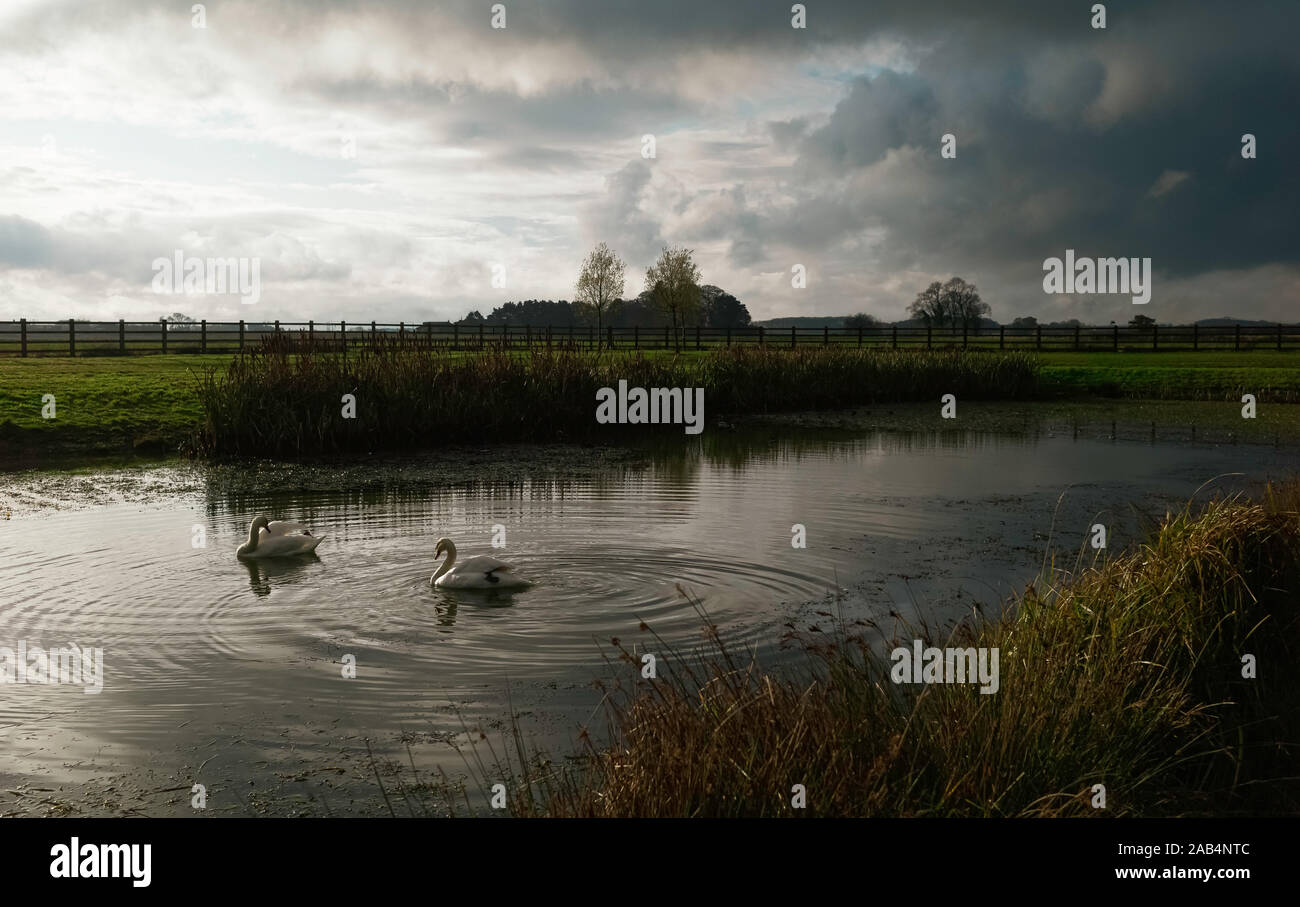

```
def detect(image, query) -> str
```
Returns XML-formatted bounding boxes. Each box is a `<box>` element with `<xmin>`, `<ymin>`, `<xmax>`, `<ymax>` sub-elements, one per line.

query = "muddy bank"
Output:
<box><xmin>0</xmin><ymin>443</ymin><xmax>647</xmax><ymax>517</ymax></box>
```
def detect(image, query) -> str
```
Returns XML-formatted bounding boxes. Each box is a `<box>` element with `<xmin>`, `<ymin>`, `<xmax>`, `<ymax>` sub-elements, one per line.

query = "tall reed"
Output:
<box><xmin>194</xmin><ymin>337</ymin><xmax>1039</xmax><ymax>456</ymax></box>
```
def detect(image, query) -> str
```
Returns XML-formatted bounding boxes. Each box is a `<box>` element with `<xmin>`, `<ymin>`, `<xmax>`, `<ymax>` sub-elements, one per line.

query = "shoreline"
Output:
<box><xmin>5</xmin><ymin>396</ymin><xmax>1300</xmax><ymax>473</ymax></box>
<box><xmin>3</xmin><ymin>347</ymin><xmax>1298</xmax><ymax>466</ymax></box>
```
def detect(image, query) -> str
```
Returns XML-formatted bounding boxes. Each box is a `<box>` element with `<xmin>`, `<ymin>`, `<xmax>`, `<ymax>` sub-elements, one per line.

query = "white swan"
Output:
<box><xmin>431</xmin><ymin>537</ymin><xmax>531</xmax><ymax>589</ymax></box>
<box><xmin>236</xmin><ymin>516</ymin><xmax>325</xmax><ymax>559</ymax></box>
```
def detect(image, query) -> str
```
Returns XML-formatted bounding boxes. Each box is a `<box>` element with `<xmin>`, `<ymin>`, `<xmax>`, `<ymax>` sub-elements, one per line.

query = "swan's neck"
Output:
<box><xmin>241</xmin><ymin>522</ymin><xmax>260</xmax><ymax>553</ymax></box>
<box><xmin>433</xmin><ymin>543</ymin><xmax>457</xmax><ymax>581</ymax></box>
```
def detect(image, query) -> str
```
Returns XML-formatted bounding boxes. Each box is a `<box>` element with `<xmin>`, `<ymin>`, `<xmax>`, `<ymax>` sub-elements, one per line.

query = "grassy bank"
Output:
<box><xmin>194</xmin><ymin>343</ymin><xmax>1040</xmax><ymax>456</ymax></box>
<box><xmin>1</xmin><ymin>347</ymin><xmax>1296</xmax><ymax>460</ymax></box>
<box><xmin>467</xmin><ymin>484</ymin><xmax>1300</xmax><ymax>817</ymax></box>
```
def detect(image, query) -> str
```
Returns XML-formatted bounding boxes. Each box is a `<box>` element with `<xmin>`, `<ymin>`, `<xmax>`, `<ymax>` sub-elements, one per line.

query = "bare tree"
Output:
<box><xmin>908</xmin><ymin>281</ymin><xmax>946</xmax><ymax>326</ymax></box>
<box><xmin>574</xmin><ymin>242</ymin><xmax>625</xmax><ymax>347</ymax></box>
<box><xmin>940</xmin><ymin>277</ymin><xmax>989</xmax><ymax>331</ymax></box>
<box><xmin>908</xmin><ymin>278</ymin><xmax>989</xmax><ymax>330</ymax></box>
<box><xmin>645</xmin><ymin>246</ymin><xmax>702</xmax><ymax>352</ymax></box>
<box><xmin>161</xmin><ymin>312</ymin><xmax>198</xmax><ymax>331</ymax></box>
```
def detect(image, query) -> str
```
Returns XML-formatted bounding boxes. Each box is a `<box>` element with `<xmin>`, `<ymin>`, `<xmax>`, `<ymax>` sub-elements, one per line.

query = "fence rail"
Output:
<box><xmin>1</xmin><ymin>319</ymin><xmax>1298</xmax><ymax>357</ymax></box>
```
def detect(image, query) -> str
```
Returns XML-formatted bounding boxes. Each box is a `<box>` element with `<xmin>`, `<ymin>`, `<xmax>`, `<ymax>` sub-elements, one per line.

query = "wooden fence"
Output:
<box><xmin>1</xmin><ymin>319</ymin><xmax>1297</xmax><ymax>356</ymax></box>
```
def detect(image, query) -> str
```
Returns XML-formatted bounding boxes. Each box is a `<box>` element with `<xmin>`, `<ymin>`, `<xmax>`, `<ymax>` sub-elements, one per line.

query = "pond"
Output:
<box><xmin>1</xmin><ymin>401</ymin><xmax>1296</xmax><ymax>815</ymax></box>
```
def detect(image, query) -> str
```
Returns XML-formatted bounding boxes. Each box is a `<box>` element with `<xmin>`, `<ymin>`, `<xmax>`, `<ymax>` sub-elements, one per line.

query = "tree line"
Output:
<box><xmin>457</xmin><ymin>244</ymin><xmax>751</xmax><ymax>350</ymax></box>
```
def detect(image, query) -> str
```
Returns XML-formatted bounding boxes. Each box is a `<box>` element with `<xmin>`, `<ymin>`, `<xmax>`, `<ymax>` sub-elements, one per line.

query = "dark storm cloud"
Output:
<box><xmin>801</xmin><ymin>72</ymin><xmax>938</xmax><ymax>169</ymax></box>
<box><xmin>744</xmin><ymin>0</ymin><xmax>1300</xmax><ymax>297</ymax></box>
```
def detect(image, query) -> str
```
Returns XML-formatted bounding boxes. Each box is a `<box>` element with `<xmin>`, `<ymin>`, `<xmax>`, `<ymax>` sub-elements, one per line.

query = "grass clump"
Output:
<box><xmin>195</xmin><ymin>339</ymin><xmax>1039</xmax><ymax>456</ymax></box>
<box><xmin>466</xmin><ymin>485</ymin><xmax>1300</xmax><ymax>817</ymax></box>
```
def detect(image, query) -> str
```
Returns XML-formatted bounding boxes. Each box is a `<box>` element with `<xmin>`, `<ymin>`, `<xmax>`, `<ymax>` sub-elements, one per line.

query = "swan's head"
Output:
<box><xmin>250</xmin><ymin>515</ymin><xmax>269</xmax><ymax>532</ymax></box>
<box><xmin>434</xmin><ymin>537</ymin><xmax>453</xmax><ymax>560</ymax></box>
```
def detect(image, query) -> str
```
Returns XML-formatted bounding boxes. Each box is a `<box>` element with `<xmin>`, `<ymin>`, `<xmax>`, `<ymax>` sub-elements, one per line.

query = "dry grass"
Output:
<box><xmin>442</xmin><ymin>484</ymin><xmax>1300</xmax><ymax>817</ymax></box>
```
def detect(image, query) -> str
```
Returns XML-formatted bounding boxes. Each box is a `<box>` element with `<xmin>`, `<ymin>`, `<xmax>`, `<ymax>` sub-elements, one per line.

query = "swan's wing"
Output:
<box><xmin>266</xmin><ymin>520</ymin><xmax>313</xmax><ymax>537</ymax></box>
<box><xmin>257</xmin><ymin>534</ymin><xmax>324</xmax><ymax>556</ymax></box>
<box><xmin>454</xmin><ymin>555</ymin><xmax>514</xmax><ymax>574</ymax></box>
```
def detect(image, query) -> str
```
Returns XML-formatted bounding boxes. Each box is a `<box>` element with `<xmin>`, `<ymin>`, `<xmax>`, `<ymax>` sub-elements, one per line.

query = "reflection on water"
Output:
<box><xmin>241</xmin><ymin>553</ymin><xmax>322</xmax><ymax>597</ymax></box>
<box><xmin>0</xmin><ymin>407</ymin><xmax>1296</xmax><ymax>813</ymax></box>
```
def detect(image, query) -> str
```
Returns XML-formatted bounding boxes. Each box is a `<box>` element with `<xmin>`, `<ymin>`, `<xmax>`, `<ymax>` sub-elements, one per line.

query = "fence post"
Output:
<box><xmin>239</xmin><ymin>319</ymin><xmax>245</xmax><ymax>350</ymax></box>
<box><xmin>759</xmin><ymin>326</ymin><xmax>765</xmax><ymax>347</ymax></box>
<box><xmin>1035</xmin><ymin>323</ymin><xmax>1041</xmax><ymax>351</ymax></box>
<box><xmin>590</xmin><ymin>325</ymin><xmax>595</xmax><ymax>350</ymax></box>
<box><xmin>608</xmin><ymin>325</ymin><xmax>614</xmax><ymax>350</ymax></box>
<box><xmin>69</xmin><ymin>318</ymin><xmax>75</xmax><ymax>356</ymax></box>
<box><xmin>1192</xmin><ymin>322</ymin><xmax>1198</xmax><ymax>351</ymax></box>
<box><xmin>161</xmin><ymin>319</ymin><xmax>167</xmax><ymax>354</ymax></box>
<box><xmin>791</xmin><ymin>326</ymin><xmax>796</xmax><ymax>349</ymax></box>
<box><xmin>663</xmin><ymin>325</ymin><xmax>669</xmax><ymax>350</ymax></box>
<box><xmin>1073</xmin><ymin>322</ymin><xmax>1079</xmax><ymax>351</ymax></box>
<box><xmin>965</xmin><ymin>321</ymin><xmax>970</xmax><ymax>349</ymax></box>
<box><xmin>20</xmin><ymin>318</ymin><xmax>26</xmax><ymax>357</ymax></box>
<box><xmin>201</xmin><ymin>319</ymin><xmax>207</xmax><ymax>353</ymax></box>
<box><xmin>119</xmin><ymin>319</ymin><xmax>126</xmax><ymax>354</ymax></box>
<box><xmin>824</xmin><ymin>325</ymin><xmax>830</xmax><ymax>346</ymax></box>
<box><xmin>453</xmin><ymin>323</ymin><xmax>459</xmax><ymax>350</ymax></box>
<box><xmin>1152</xmin><ymin>323</ymin><xmax>1158</xmax><ymax>351</ymax></box>
<box><xmin>399</xmin><ymin>321</ymin><xmax>405</xmax><ymax>343</ymax></box>
<box><xmin>308</xmin><ymin>320</ymin><xmax>314</xmax><ymax>346</ymax></box>
<box><xmin>696</xmin><ymin>325</ymin><xmax>701</xmax><ymax>350</ymax></box>
<box><xmin>339</xmin><ymin>320</ymin><xmax>347</xmax><ymax>357</ymax></box>
<box><xmin>479</xmin><ymin>322</ymin><xmax>484</xmax><ymax>349</ymax></box>
<box><xmin>1234</xmin><ymin>323</ymin><xmax>1240</xmax><ymax>351</ymax></box>
<box><xmin>525</xmin><ymin>324</ymin><xmax>531</xmax><ymax>349</ymax></box>
<box><xmin>927</xmin><ymin>323</ymin><xmax>933</xmax><ymax>349</ymax></box>
<box><xmin>634</xmin><ymin>326</ymin><xmax>639</xmax><ymax>350</ymax></box>
<box><xmin>1113</xmin><ymin>323</ymin><xmax>1118</xmax><ymax>352</ymax></box>
<box><xmin>1277</xmin><ymin>323</ymin><xmax>1283</xmax><ymax>352</ymax></box>
<box><xmin>726</xmin><ymin>326</ymin><xmax>731</xmax><ymax>347</ymax></box>
<box><xmin>892</xmin><ymin>324</ymin><xmax>897</xmax><ymax>349</ymax></box>
<box><xmin>999</xmin><ymin>324</ymin><xmax>1004</xmax><ymax>350</ymax></box>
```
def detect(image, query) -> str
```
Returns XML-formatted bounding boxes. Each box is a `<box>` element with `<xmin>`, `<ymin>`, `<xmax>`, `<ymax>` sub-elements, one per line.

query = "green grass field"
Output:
<box><xmin>1</xmin><ymin>349</ymin><xmax>1295</xmax><ymax>461</ymax></box>
<box><xmin>1036</xmin><ymin>351</ymin><xmax>1300</xmax><ymax>401</ymax></box>
<box><xmin>0</xmin><ymin>355</ymin><xmax>209</xmax><ymax>457</ymax></box>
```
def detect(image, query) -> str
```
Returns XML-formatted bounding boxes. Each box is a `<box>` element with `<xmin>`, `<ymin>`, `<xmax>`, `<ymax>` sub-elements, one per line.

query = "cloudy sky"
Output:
<box><xmin>1</xmin><ymin>0</ymin><xmax>1296</xmax><ymax>324</ymax></box>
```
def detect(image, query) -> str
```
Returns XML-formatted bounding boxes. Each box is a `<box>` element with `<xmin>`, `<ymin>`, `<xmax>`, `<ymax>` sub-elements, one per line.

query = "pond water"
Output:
<box><xmin>1</xmin><ymin>403</ymin><xmax>1296</xmax><ymax>815</ymax></box>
